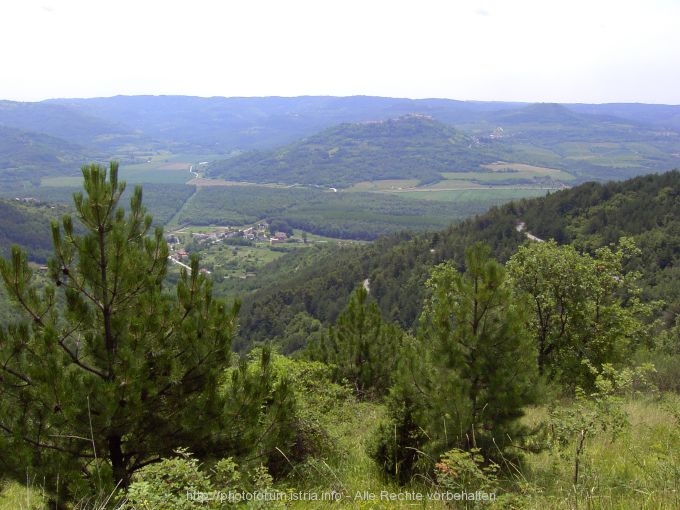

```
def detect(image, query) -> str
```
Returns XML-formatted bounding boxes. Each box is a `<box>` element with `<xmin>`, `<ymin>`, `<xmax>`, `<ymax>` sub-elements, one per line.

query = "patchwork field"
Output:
<box><xmin>344</xmin><ymin>162</ymin><xmax>569</xmax><ymax>203</ymax></box>
<box><xmin>40</xmin><ymin>152</ymin><xmax>222</xmax><ymax>186</ymax></box>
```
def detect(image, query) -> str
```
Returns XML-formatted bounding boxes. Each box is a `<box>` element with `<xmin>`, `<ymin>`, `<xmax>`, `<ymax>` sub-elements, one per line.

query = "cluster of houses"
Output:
<box><xmin>171</xmin><ymin>222</ymin><xmax>292</xmax><ymax>247</ymax></box>
<box><xmin>166</xmin><ymin>221</ymin><xmax>295</xmax><ymax>275</ymax></box>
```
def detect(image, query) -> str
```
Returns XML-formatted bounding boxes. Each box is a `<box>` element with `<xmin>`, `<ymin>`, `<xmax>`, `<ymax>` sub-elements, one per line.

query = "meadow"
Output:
<box><xmin>3</xmin><ymin>392</ymin><xmax>677</xmax><ymax>509</ymax></box>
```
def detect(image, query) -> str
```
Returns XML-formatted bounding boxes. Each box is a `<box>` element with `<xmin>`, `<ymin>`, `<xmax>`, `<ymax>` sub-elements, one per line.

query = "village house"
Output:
<box><xmin>269</xmin><ymin>231</ymin><xmax>288</xmax><ymax>244</ymax></box>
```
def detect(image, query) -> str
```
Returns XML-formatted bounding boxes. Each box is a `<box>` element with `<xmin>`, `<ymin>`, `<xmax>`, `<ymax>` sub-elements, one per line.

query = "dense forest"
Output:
<box><xmin>236</xmin><ymin>171</ymin><xmax>680</xmax><ymax>347</ymax></box>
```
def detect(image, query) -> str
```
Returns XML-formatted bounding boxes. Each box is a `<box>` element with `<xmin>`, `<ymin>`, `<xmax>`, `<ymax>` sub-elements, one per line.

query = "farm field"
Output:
<box><xmin>39</xmin><ymin>152</ymin><xmax>224</xmax><ymax>186</ymax></box>
<box><xmin>344</xmin><ymin>162</ymin><xmax>570</xmax><ymax>202</ymax></box>
<box><xmin>395</xmin><ymin>187</ymin><xmax>549</xmax><ymax>203</ymax></box>
<box><xmin>478</xmin><ymin>161</ymin><xmax>577</xmax><ymax>180</ymax></box>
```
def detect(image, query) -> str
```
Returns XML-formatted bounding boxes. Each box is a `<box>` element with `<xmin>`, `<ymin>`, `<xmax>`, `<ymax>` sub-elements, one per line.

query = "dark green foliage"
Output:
<box><xmin>130</xmin><ymin>183</ymin><xmax>196</xmax><ymax>226</ymax></box>
<box><xmin>0</xmin><ymin>198</ymin><xmax>64</xmax><ymax>262</ymax></box>
<box><xmin>370</xmin><ymin>373</ymin><xmax>428</xmax><ymax>484</ymax></box>
<box><xmin>372</xmin><ymin>244</ymin><xmax>537</xmax><ymax>482</ymax></box>
<box><xmin>307</xmin><ymin>287</ymin><xmax>405</xmax><ymax>398</ymax></box>
<box><xmin>219</xmin><ymin>347</ymin><xmax>299</xmax><ymax>477</ymax></box>
<box><xmin>0</xmin><ymin>163</ymin><xmax>238</xmax><ymax>501</ymax></box>
<box><xmin>513</xmin><ymin>171</ymin><xmax>680</xmax><ymax>322</ymax></box>
<box><xmin>237</xmin><ymin>170</ymin><xmax>680</xmax><ymax>353</ymax></box>
<box><xmin>238</xmin><ymin>207</ymin><xmax>526</xmax><ymax>346</ymax></box>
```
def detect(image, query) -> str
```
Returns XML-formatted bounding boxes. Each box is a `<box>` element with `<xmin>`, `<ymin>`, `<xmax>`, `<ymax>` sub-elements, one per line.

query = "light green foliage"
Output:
<box><xmin>434</xmin><ymin>448</ymin><xmax>499</xmax><ymax>498</ymax></box>
<box><xmin>506</xmin><ymin>237</ymin><xmax>653</xmax><ymax>390</ymax></box>
<box><xmin>0</xmin><ymin>163</ymin><xmax>238</xmax><ymax>502</ymax></box>
<box><xmin>545</xmin><ymin>363</ymin><xmax>656</xmax><ymax>485</ymax></box>
<box><xmin>218</xmin><ymin>348</ymin><xmax>344</xmax><ymax>479</ymax></box>
<box><xmin>0</xmin><ymin>480</ymin><xmax>46</xmax><ymax>510</ymax></box>
<box><xmin>125</xmin><ymin>450</ymin><xmax>282</xmax><ymax>510</ymax></box>
<box><xmin>309</xmin><ymin>286</ymin><xmax>405</xmax><ymax>398</ymax></box>
<box><xmin>275</xmin><ymin>312</ymin><xmax>324</xmax><ymax>355</ymax></box>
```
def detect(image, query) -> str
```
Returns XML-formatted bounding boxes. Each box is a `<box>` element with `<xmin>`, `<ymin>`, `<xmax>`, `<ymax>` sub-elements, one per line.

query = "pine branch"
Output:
<box><xmin>56</xmin><ymin>334</ymin><xmax>108</xmax><ymax>380</ymax></box>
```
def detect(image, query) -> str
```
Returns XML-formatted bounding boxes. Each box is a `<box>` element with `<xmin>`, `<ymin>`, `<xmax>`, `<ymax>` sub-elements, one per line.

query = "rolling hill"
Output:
<box><xmin>0</xmin><ymin>100</ymin><xmax>142</xmax><ymax>150</ymax></box>
<box><xmin>478</xmin><ymin>103</ymin><xmax>680</xmax><ymax>180</ymax></box>
<box><xmin>0</xmin><ymin>125</ymin><xmax>88</xmax><ymax>184</ymax></box>
<box><xmin>0</xmin><ymin>198</ymin><xmax>65</xmax><ymax>263</ymax></box>
<box><xmin>206</xmin><ymin>115</ymin><xmax>508</xmax><ymax>187</ymax></box>
<box><xmin>206</xmin><ymin>104</ymin><xmax>680</xmax><ymax>187</ymax></box>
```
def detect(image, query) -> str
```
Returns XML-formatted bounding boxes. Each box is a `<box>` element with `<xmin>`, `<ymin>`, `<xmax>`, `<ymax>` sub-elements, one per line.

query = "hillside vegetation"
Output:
<box><xmin>173</xmin><ymin>184</ymin><xmax>522</xmax><ymax>240</ymax></box>
<box><xmin>237</xmin><ymin>170</ymin><xmax>680</xmax><ymax>345</ymax></box>
<box><xmin>0</xmin><ymin>198</ymin><xmax>65</xmax><ymax>262</ymax></box>
<box><xmin>1</xmin><ymin>167</ymin><xmax>680</xmax><ymax>509</ymax></box>
<box><xmin>207</xmin><ymin>115</ymin><xmax>505</xmax><ymax>187</ymax></box>
<box><xmin>2</xmin><ymin>95</ymin><xmax>680</xmax><ymax>509</ymax></box>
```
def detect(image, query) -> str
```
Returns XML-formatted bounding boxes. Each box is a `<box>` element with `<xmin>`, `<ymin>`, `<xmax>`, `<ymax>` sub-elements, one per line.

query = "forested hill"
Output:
<box><xmin>238</xmin><ymin>170</ymin><xmax>680</xmax><ymax>348</ymax></box>
<box><xmin>0</xmin><ymin>199</ymin><xmax>64</xmax><ymax>263</ymax></box>
<box><xmin>206</xmin><ymin>115</ymin><xmax>506</xmax><ymax>187</ymax></box>
<box><xmin>0</xmin><ymin>125</ymin><xmax>88</xmax><ymax>184</ymax></box>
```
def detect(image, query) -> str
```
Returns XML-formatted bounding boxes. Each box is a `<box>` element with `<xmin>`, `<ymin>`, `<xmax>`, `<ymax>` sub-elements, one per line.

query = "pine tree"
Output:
<box><xmin>311</xmin><ymin>286</ymin><xmax>404</xmax><ymax>398</ymax></box>
<box><xmin>0</xmin><ymin>163</ymin><xmax>238</xmax><ymax>500</ymax></box>
<box><xmin>373</xmin><ymin>243</ymin><xmax>537</xmax><ymax>480</ymax></box>
<box><xmin>419</xmin><ymin>243</ymin><xmax>537</xmax><ymax>455</ymax></box>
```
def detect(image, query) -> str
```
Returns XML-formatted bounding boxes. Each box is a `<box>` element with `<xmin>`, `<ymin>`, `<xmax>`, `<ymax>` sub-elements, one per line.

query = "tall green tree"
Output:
<box><xmin>373</xmin><ymin>244</ymin><xmax>537</xmax><ymax>480</ymax></box>
<box><xmin>419</xmin><ymin>243</ymin><xmax>537</xmax><ymax>453</ymax></box>
<box><xmin>0</xmin><ymin>163</ymin><xmax>238</xmax><ymax>500</ymax></box>
<box><xmin>310</xmin><ymin>286</ymin><xmax>404</xmax><ymax>398</ymax></box>
<box><xmin>506</xmin><ymin>238</ymin><xmax>651</xmax><ymax>390</ymax></box>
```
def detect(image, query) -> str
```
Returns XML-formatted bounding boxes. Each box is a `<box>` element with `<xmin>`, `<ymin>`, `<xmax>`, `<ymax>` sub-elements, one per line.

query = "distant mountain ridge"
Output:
<box><xmin>1</xmin><ymin>95</ymin><xmax>679</xmax><ymax>186</ymax></box>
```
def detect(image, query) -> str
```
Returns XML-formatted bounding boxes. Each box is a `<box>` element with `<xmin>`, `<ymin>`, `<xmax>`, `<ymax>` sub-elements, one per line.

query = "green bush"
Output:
<box><xmin>125</xmin><ymin>451</ymin><xmax>282</xmax><ymax>510</ymax></box>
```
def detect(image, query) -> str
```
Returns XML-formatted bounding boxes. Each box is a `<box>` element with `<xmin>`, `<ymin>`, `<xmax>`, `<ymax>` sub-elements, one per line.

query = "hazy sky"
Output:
<box><xmin>1</xmin><ymin>0</ymin><xmax>679</xmax><ymax>104</ymax></box>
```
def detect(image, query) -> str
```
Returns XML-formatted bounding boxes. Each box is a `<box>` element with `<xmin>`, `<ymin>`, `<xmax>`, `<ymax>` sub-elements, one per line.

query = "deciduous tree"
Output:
<box><xmin>506</xmin><ymin>238</ymin><xmax>651</xmax><ymax>390</ymax></box>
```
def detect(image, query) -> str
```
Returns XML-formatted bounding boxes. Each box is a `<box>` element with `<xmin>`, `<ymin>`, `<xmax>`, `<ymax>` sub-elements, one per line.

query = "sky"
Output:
<box><xmin>1</xmin><ymin>0</ymin><xmax>679</xmax><ymax>104</ymax></box>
